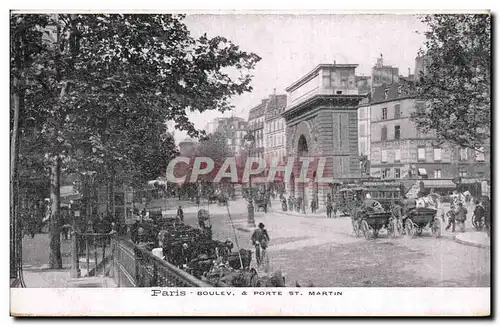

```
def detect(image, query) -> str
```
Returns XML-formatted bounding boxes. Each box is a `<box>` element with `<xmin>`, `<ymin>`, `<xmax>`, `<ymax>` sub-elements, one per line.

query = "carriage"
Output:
<box><xmin>404</xmin><ymin>206</ymin><xmax>440</xmax><ymax>237</ymax></box>
<box><xmin>351</xmin><ymin>199</ymin><xmax>393</xmax><ymax>239</ymax></box>
<box><xmin>254</xmin><ymin>197</ymin><xmax>269</xmax><ymax>213</ymax></box>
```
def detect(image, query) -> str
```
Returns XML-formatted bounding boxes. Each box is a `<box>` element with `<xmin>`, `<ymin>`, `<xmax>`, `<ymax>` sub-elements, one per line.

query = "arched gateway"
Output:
<box><xmin>282</xmin><ymin>63</ymin><xmax>365</xmax><ymax>209</ymax></box>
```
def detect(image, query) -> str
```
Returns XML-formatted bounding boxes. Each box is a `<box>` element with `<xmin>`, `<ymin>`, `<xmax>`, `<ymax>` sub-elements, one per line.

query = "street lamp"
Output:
<box><xmin>243</xmin><ymin>132</ymin><xmax>256</xmax><ymax>228</ymax></box>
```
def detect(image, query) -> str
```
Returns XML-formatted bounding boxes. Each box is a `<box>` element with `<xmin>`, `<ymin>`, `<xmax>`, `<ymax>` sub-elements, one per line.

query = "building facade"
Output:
<box><xmin>178</xmin><ymin>137</ymin><xmax>198</xmax><ymax>157</ymax></box>
<box><xmin>214</xmin><ymin>117</ymin><xmax>248</xmax><ymax>155</ymax></box>
<box><xmin>283</xmin><ymin>63</ymin><xmax>365</xmax><ymax>208</ymax></box>
<box><xmin>264</xmin><ymin>94</ymin><xmax>287</xmax><ymax>166</ymax></box>
<box><xmin>358</xmin><ymin>95</ymin><xmax>371</xmax><ymax>161</ymax></box>
<box><xmin>247</xmin><ymin>100</ymin><xmax>266</xmax><ymax>159</ymax></box>
<box><xmin>204</xmin><ymin>117</ymin><xmax>226</xmax><ymax>135</ymax></box>
<box><xmin>371</xmin><ymin>54</ymin><xmax>399</xmax><ymax>89</ymax></box>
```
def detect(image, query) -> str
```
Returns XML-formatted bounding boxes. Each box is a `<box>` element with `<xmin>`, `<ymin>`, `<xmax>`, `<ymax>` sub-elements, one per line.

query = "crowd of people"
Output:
<box><xmin>279</xmin><ymin>192</ymin><xmax>338</xmax><ymax>218</ymax></box>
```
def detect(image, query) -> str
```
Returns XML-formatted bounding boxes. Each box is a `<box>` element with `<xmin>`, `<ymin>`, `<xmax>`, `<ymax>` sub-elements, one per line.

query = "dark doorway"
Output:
<box><xmin>297</xmin><ymin>135</ymin><xmax>309</xmax><ymax>211</ymax></box>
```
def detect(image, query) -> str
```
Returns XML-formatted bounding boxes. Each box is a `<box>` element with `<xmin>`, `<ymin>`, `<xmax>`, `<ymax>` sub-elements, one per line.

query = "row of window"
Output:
<box><xmin>265</xmin><ymin>119</ymin><xmax>285</xmax><ymax>133</ymax></box>
<box><xmin>380</xmin><ymin>125</ymin><xmax>401</xmax><ymax>141</ymax></box>
<box><xmin>459</xmin><ymin>147</ymin><xmax>485</xmax><ymax>162</ymax></box>
<box><xmin>380</xmin><ymin>148</ymin><xmax>442</xmax><ymax>163</ymax></box>
<box><xmin>381</xmin><ymin>104</ymin><xmax>401</xmax><ymax>121</ymax></box>
<box><xmin>380</xmin><ymin>168</ymin><xmax>442</xmax><ymax>179</ymax></box>
<box><xmin>379</xmin><ymin>147</ymin><xmax>485</xmax><ymax>166</ymax></box>
<box><xmin>266</xmin><ymin>133</ymin><xmax>285</xmax><ymax>148</ymax></box>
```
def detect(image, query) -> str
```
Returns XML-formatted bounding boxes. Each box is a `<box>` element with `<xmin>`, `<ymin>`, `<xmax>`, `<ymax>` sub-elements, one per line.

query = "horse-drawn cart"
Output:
<box><xmin>352</xmin><ymin>199</ymin><xmax>392</xmax><ymax>239</ymax></box>
<box><xmin>404</xmin><ymin>207</ymin><xmax>440</xmax><ymax>237</ymax></box>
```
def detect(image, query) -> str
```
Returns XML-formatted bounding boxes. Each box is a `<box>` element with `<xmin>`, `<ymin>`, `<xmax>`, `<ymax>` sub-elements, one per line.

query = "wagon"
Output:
<box><xmin>404</xmin><ymin>207</ymin><xmax>440</xmax><ymax>237</ymax></box>
<box><xmin>359</xmin><ymin>211</ymin><xmax>393</xmax><ymax>239</ymax></box>
<box><xmin>254</xmin><ymin>198</ymin><xmax>268</xmax><ymax>213</ymax></box>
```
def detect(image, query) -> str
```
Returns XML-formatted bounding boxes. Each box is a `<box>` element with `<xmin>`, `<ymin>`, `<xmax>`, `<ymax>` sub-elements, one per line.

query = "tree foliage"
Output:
<box><xmin>411</xmin><ymin>14</ymin><xmax>490</xmax><ymax>151</ymax></box>
<box><xmin>11</xmin><ymin>13</ymin><xmax>261</xmax><ymax>268</ymax></box>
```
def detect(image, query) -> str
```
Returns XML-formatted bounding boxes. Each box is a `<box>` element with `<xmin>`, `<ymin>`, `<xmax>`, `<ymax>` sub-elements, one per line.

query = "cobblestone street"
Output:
<box><xmin>175</xmin><ymin>199</ymin><xmax>490</xmax><ymax>287</ymax></box>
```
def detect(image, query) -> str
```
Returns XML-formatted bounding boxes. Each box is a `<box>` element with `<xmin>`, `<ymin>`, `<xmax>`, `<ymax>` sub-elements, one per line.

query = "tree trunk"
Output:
<box><xmin>49</xmin><ymin>156</ymin><xmax>62</xmax><ymax>269</ymax></box>
<box><xmin>10</xmin><ymin>88</ymin><xmax>21</xmax><ymax>279</ymax></box>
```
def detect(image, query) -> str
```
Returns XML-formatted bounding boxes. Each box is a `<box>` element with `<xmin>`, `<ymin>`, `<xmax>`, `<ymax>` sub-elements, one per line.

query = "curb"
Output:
<box><xmin>236</xmin><ymin>227</ymin><xmax>251</xmax><ymax>233</ymax></box>
<box><xmin>453</xmin><ymin>235</ymin><xmax>490</xmax><ymax>249</ymax></box>
<box><xmin>273</xmin><ymin>210</ymin><xmax>327</xmax><ymax>219</ymax></box>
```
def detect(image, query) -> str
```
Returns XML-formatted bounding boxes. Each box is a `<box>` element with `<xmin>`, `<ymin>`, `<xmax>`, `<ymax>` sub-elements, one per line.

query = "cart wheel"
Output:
<box><xmin>361</xmin><ymin>220</ymin><xmax>370</xmax><ymax>239</ymax></box>
<box><xmin>405</xmin><ymin>219</ymin><xmax>415</xmax><ymax>237</ymax></box>
<box><xmin>388</xmin><ymin>221</ymin><xmax>395</xmax><ymax>238</ymax></box>
<box><xmin>396</xmin><ymin>220</ymin><xmax>403</xmax><ymax>236</ymax></box>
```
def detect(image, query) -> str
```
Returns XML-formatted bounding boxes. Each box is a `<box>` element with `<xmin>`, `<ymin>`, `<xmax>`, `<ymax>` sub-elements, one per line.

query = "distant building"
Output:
<box><xmin>179</xmin><ymin>137</ymin><xmax>198</xmax><ymax>157</ymax></box>
<box><xmin>204</xmin><ymin>118</ymin><xmax>225</xmax><ymax>135</ymax></box>
<box><xmin>215</xmin><ymin>117</ymin><xmax>248</xmax><ymax>155</ymax></box>
<box><xmin>358</xmin><ymin>95</ymin><xmax>371</xmax><ymax>161</ymax></box>
<box><xmin>371</xmin><ymin>54</ymin><xmax>399</xmax><ymax>89</ymax></box>
<box><xmin>247</xmin><ymin>100</ymin><xmax>266</xmax><ymax>159</ymax></box>
<box><xmin>264</xmin><ymin>93</ymin><xmax>287</xmax><ymax>166</ymax></box>
<box><xmin>414</xmin><ymin>54</ymin><xmax>431</xmax><ymax>80</ymax></box>
<box><xmin>356</xmin><ymin>75</ymin><xmax>372</xmax><ymax>95</ymax></box>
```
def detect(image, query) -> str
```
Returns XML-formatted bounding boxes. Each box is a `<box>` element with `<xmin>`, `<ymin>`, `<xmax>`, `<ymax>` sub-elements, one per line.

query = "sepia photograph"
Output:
<box><xmin>9</xmin><ymin>9</ymin><xmax>491</xmax><ymax>316</ymax></box>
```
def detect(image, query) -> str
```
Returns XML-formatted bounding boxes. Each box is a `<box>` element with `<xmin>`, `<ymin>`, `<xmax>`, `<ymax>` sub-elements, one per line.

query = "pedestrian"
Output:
<box><xmin>177</xmin><ymin>205</ymin><xmax>184</xmax><ymax>223</ymax></box>
<box><xmin>310</xmin><ymin>198</ymin><xmax>317</xmax><ymax>214</ymax></box>
<box><xmin>483</xmin><ymin>197</ymin><xmax>491</xmax><ymax>237</ymax></box>
<box><xmin>281</xmin><ymin>195</ymin><xmax>288</xmax><ymax>212</ymax></box>
<box><xmin>297</xmin><ymin>197</ymin><xmax>303</xmax><ymax>213</ymax></box>
<box><xmin>288</xmin><ymin>196</ymin><xmax>294</xmax><ymax>212</ymax></box>
<box><xmin>326</xmin><ymin>200</ymin><xmax>333</xmax><ymax>218</ymax></box>
<box><xmin>473</xmin><ymin>200</ymin><xmax>485</xmax><ymax>229</ymax></box>
<box><xmin>157</xmin><ymin>223</ymin><xmax>168</xmax><ymax>248</ymax></box>
<box><xmin>455</xmin><ymin>202</ymin><xmax>468</xmax><ymax>232</ymax></box>
<box><xmin>445</xmin><ymin>205</ymin><xmax>456</xmax><ymax>232</ymax></box>
<box><xmin>198</xmin><ymin>209</ymin><xmax>208</xmax><ymax>229</ymax></box>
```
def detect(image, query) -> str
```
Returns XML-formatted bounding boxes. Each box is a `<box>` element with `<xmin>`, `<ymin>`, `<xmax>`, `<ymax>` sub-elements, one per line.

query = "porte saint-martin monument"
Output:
<box><xmin>282</xmin><ymin>63</ymin><xmax>365</xmax><ymax>208</ymax></box>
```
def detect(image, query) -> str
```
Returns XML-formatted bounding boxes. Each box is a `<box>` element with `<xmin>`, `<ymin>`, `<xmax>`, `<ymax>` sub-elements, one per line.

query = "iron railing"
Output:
<box><xmin>110</xmin><ymin>238</ymin><xmax>210</xmax><ymax>287</ymax></box>
<box><xmin>74</xmin><ymin>232</ymin><xmax>114</xmax><ymax>278</ymax></box>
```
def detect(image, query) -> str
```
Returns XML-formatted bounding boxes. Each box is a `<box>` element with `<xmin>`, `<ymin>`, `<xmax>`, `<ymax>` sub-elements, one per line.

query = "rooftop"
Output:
<box><xmin>285</xmin><ymin>63</ymin><xmax>359</xmax><ymax>92</ymax></box>
<box><xmin>370</xmin><ymin>79</ymin><xmax>415</xmax><ymax>105</ymax></box>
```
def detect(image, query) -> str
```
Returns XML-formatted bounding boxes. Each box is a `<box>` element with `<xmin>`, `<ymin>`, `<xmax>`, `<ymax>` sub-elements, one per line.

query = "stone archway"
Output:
<box><xmin>297</xmin><ymin>134</ymin><xmax>309</xmax><ymax>213</ymax></box>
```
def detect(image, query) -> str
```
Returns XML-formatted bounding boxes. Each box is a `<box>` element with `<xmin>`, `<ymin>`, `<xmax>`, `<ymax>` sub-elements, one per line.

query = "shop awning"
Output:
<box><xmin>421</xmin><ymin>179</ymin><xmax>456</xmax><ymax>189</ymax></box>
<box><xmin>418</xmin><ymin>168</ymin><xmax>427</xmax><ymax>176</ymax></box>
<box><xmin>459</xmin><ymin>178</ymin><xmax>485</xmax><ymax>184</ymax></box>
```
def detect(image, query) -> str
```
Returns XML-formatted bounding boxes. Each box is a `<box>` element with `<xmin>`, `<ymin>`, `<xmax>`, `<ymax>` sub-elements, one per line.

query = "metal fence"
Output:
<box><xmin>110</xmin><ymin>238</ymin><xmax>210</xmax><ymax>287</ymax></box>
<box><xmin>74</xmin><ymin>232</ymin><xmax>114</xmax><ymax>278</ymax></box>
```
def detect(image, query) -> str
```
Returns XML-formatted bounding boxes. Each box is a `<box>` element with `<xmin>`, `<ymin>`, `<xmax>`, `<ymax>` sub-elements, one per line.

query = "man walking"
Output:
<box><xmin>445</xmin><ymin>204</ymin><xmax>456</xmax><ymax>232</ymax></box>
<box><xmin>177</xmin><ymin>205</ymin><xmax>184</xmax><ymax>223</ymax></box>
<box><xmin>326</xmin><ymin>199</ymin><xmax>333</xmax><ymax>218</ymax></box>
<box><xmin>455</xmin><ymin>202</ymin><xmax>468</xmax><ymax>233</ymax></box>
<box><xmin>311</xmin><ymin>198</ymin><xmax>317</xmax><ymax>214</ymax></box>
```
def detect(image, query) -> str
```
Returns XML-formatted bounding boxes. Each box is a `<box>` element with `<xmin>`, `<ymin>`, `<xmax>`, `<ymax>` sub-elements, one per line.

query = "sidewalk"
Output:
<box><xmin>20</xmin><ymin>233</ymin><xmax>116</xmax><ymax>288</ymax></box>
<box><xmin>454</xmin><ymin>231</ymin><xmax>490</xmax><ymax>248</ymax></box>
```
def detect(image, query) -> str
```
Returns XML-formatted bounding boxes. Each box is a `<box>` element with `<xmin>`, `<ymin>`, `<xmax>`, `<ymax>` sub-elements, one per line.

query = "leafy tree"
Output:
<box><xmin>12</xmin><ymin>14</ymin><xmax>260</xmax><ymax>268</ymax></box>
<box><xmin>10</xmin><ymin>14</ymin><xmax>50</xmax><ymax>279</ymax></box>
<box><xmin>411</xmin><ymin>14</ymin><xmax>490</xmax><ymax>152</ymax></box>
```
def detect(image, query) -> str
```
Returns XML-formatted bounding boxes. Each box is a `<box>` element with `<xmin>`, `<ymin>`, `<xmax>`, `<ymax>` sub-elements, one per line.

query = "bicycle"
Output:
<box><xmin>254</xmin><ymin>241</ymin><xmax>270</xmax><ymax>273</ymax></box>
<box><xmin>472</xmin><ymin>215</ymin><xmax>485</xmax><ymax>231</ymax></box>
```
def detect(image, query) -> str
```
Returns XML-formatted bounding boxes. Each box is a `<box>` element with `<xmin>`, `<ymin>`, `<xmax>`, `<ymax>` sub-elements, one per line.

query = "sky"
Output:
<box><xmin>172</xmin><ymin>14</ymin><xmax>428</xmax><ymax>144</ymax></box>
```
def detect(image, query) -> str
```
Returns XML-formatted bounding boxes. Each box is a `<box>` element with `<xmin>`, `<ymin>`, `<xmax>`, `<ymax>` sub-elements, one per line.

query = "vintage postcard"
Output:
<box><xmin>9</xmin><ymin>10</ymin><xmax>491</xmax><ymax>316</ymax></box>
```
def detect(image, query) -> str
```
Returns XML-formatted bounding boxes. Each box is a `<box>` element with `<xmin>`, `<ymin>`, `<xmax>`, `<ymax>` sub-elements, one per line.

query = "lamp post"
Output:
<box><xmin>69</xmin><ymin>200</ymin><xmax>80</xmax><ymax>278</ymax></box>
<box><xmin>243</xmin><ymin>132</ymin><xmax>256</xmax><ymax>228</ymax></box>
